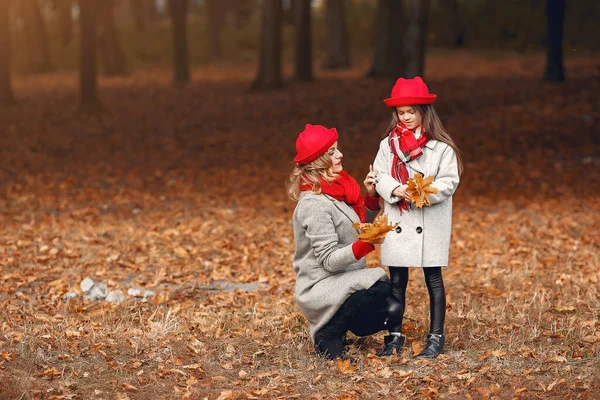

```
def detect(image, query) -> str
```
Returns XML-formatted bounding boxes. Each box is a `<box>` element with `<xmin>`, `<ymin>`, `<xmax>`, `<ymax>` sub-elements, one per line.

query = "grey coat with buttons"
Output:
<box><xmin>292</xmin><ymin>192</ymin><xmax>387</xmax><ymax>341</ymax></box>
<box><xmin>373</xmin><ymin>138</ymin><xmax>460</xmax><ymax>268</ymax></box>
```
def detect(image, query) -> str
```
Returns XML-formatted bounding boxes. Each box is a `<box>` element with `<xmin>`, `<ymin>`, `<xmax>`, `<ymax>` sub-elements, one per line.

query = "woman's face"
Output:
<box><xmin>327</xmin><ymin>141</ymin><xmax>344</xmax><ymax>173</ymax></box>
<box><xmin>396</xmin><ymin>106</ymin><xmax>423</xmax><ymax>130</ymax></box>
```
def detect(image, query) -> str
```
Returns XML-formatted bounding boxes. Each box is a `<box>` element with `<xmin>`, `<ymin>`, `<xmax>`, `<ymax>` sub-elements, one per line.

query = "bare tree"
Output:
<box><xmin>544</xmin><ymin>0</ymin><xmax>565</xmax><ymax>82</ymax></box>
<box><xmin>19</xmin><ymin>0</ymin><xmax>52</xmax><ymax>73</ymax></box>
<box><xmin>366</xmin><ymin>0</ymin><xmax>405</xmax><ymax>79</ymax></box>
<box><xmin>439</xmin><ymin>0</ymin><xmax>464</xmax><ymax>48</ymax></box>
<box><xmin>403</xmin><ymin>0</ymin><xmax>430</xmax><ymax>79</ymax></box>
<box><xmin>98</xmin><ymin>0</ymin><xmax>127</xmax><ymax>76</ymax></box>
<box><xmin>0</xmin><ymin>0</ymin><xmax>14</xmax><ymax>104</ymax></box>
<box><xmin>322</xmin><ymin>0</ymin><xmax>350</xmax><ymax>69</ymax></box>
<box><xmin>168</xmin><ymin>0</ymin><xmax>190</xmax><ymax>85</ymax></box>
<box><xmin>206</xmin><ymin>0</ymin><xmax>225</xmax><ymax>61</ymax></box>
<box><xmin>50</xmin><ymin>0</ymin><xmax>73</xmax><ymax>45</ymax></box>
<box><xmin>79</xmin><ymin>0</ymin><xmax>102</xmax><ymax>111</ymax></box>
<box><xmin>293</xmin><ymin>0</ymin><xmax>313</xmax><ymax>81</ymax></box>
<box><xmin>252</xmin><ymin>0</ymin><xmax>283</xmax><ymax>90</ymax></box>
<box><xmin>130</xmin><ymin>0</ymin><xmax>152</xmax><ymax>31</ymax></box>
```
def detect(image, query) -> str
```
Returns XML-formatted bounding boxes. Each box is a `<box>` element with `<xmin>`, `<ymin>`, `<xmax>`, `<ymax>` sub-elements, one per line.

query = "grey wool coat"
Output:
<box><xmin>292</xmin><ymin>192</ymin><xmax>387</xmax><ymax>341</ymax></box>
<box><xmin>373</xmin><ymin>138</ymin><xmax>460</xmax><ymax>268</ymax></box>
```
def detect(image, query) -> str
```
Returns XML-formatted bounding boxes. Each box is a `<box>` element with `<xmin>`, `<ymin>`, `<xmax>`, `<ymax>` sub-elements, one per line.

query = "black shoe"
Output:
<box><xmin>416</xmin><ymin>334</ymin><xmax>445</xmax><ymax>358</ymax></box>
<box><xmin>377</xmin><ymin>334</ymin><xmax>405</xmax><ymax>357</ymax></box>
<box><xmin>314</xmin><ymin>330</ymin><xmax>344</xmax><ymax>360</ymax></box>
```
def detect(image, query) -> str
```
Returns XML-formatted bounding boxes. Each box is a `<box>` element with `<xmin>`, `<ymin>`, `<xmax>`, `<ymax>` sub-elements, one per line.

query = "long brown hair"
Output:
<box><xmin>384</xmin><ymin>105</ymin><xmax>463</xmax><ymax>175</ymax></box>
<box><xmin>286</xmin><ymin>152</ymin><xmax>338</xmax><ymax>201</ymax></box>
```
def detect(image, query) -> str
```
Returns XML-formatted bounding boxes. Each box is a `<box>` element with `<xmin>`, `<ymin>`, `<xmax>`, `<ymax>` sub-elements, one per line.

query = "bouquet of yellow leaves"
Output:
<box><xmin>406</xmin><ymin>173</ymin><xmax>438</xmax><ymax>208</ymax></box>
<box><xmin>352</xmin><ymin>214</ymin><xmax>399</xmax><ymax>243</ymax></box>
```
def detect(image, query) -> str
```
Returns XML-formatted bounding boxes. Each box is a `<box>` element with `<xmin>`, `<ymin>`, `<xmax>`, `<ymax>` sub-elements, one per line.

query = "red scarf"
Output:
<box><xmin>301</xmin><ymin>171</ymin><xmax>366</xmax><ymax>223</ymax></box>
<box><xmin>388</xmin><ymin>123</ymin><xmax>429</xmax><ymax>211</ymax></box>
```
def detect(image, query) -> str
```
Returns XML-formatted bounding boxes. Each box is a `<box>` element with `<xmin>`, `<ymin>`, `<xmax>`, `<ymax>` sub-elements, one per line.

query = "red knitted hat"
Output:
<box><xmin>383</xmin><ymin>76</ymin><xmax>437</xmax><ymax>107</ymax></box>
<box><xmin>294</xmin><ymin>124</ymin><xmax>339</xmax><ymax>164</ymax></box>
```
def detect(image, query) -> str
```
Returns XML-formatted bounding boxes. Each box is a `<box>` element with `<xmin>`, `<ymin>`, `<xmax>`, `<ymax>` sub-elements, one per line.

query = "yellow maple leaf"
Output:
<box><xmin>352</xmin><ymin>214</ymin><xmax>398</xmax><ymax>243</ymax></box>
<box><xmin>406</xmin><ymin>173</ymin><xmax>438</xmax><ymax>208</ymax></box>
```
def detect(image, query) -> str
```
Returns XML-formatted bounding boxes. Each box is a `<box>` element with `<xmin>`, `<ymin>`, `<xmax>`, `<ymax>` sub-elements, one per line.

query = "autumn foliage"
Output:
<box><xmin>353</xmin><ymin>214</ymin><xmax>398</xmax><ymax>243</ymax></box>
<box><xmin>0</xmin><ymin>53</ymin><xmax>598</xmax><ymax>399</ymax></box>
<box><xmin>406</xmin><ymin>173</ymin><xmax>438</xmax><ymax>207</ymax></box>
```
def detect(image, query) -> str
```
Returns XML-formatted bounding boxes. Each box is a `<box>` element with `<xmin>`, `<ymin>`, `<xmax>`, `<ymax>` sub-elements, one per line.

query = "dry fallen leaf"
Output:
<box><xmin>406</xmin><ymin>173</ymin><xmax>438</xmax><ymax>207</ymax></box>
<box><xmin>411</xmin><ymin>341</ymin><xmax>423</xmax><ymax>355</ymax></box>
<box><xmin>336</xmin><ymin>358</ymin><xmax>358</xmax><ymax>374</ymax></box>
<box><xmin>352</xmin><ymin>214</ymin><xmax>398</xmax><ymax>243</ymax></box>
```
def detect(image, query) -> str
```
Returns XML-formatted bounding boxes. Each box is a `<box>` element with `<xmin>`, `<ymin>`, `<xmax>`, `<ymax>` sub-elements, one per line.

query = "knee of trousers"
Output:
<box><xmin>386</xmin><ymin>296</ymin><xmax>404</xmax><ymax>320</ymax></box>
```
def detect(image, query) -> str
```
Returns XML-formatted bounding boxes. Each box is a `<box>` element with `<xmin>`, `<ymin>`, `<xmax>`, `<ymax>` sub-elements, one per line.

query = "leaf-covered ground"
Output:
<box><xmin>1</xmin><ymin>51</ymin><xmax>599</xmax><ymax>399</ymax></box>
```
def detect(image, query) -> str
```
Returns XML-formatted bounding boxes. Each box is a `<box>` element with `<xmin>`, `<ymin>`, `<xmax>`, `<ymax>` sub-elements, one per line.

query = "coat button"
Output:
<box><xmin>394</xmin><ymin>226</ymin><xmax>402</xmax><ymax>233</ymax></box>
<box><xmin>416</xmin><ymin>227</ymin><xmax>423</xmax><ymax>234</ymax></box>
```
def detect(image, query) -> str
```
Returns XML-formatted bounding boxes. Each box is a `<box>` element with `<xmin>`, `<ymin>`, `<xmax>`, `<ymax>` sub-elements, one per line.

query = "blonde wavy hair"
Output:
<box><xmin>287</xmin><ymin>152</ymin><xmax>338</xmax><ymax>201</ymax></box>
<box><xmin>385</xmin><ymin>104</ymin><xmax>463</xmax><ymax>175</ymax></box>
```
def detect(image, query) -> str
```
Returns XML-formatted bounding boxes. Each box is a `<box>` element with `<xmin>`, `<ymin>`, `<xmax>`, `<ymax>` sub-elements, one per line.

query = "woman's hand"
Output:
<box><xmin>392</xmin><ymin>184</ymin><xmax>411</xmax><ymax>201</ymax></box>
<box><xmin>363</xmin><ymin>165</ymin><xmax>378</xmax><ymax>197</ymax></box>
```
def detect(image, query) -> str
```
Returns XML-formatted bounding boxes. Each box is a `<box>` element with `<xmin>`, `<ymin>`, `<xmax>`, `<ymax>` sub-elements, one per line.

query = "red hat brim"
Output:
<box><xmin>383</xmin><ymin>95</ymin><xmax>437</xmax><ymax>107</ymax></box>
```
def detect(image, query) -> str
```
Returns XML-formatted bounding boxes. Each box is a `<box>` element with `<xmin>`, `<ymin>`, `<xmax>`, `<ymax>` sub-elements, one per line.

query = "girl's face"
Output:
<box><xmin>396</xmin><ymin>106</ymin><xmax>423</xmax><ymax>130</ymax></box>
<box><xmin>327</xmin><ymin>141</ymin><xmax>344</xmax><ymax>173</ymax></box>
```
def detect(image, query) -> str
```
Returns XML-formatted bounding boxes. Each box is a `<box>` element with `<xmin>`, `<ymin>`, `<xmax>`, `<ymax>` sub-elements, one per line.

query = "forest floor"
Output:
<box><xmin>1</xmin><ymin>51</ymin><xmax>599</xmax><ymax>399</ymax></box>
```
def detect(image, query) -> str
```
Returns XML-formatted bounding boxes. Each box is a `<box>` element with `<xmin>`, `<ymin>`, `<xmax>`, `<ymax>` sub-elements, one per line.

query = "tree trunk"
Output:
<box><xmin>0</xmin><ymin>0</ymin><xmax>14</xmax><ymax>105</ymax></box>
<box><xmin>79</xmin><ymin>0</ymin><xmax>101</xmax><ymax>111</ymax></box>
<box><xmin>130</xmin><ymin>0</ymin><xmax>150</xmax><ymax>31</ymax></box>
<box><xmin>206</xmin><ymin>0</ymin><xmax>225</xmax><ymax>61</ymax></box>
<box><xmin>322</xmin><ymin>0</ymin><xmax>350</xmax><ymax>69</ymax></box>
<box><xmin>98</xmin><ymin>0</ymin><xmax>127</xmax><ymax>76</ymax></box>
<box><xmin>366</xmin><ymin>0</ymin><xmax>405</xmax><ymax>79</ymax></box>
<box><xmin>19</xmin><ymin>0</ymin><xmax>52</xmax><ymax>73</ymax></box>
<box><xmin>168</xmin><ymin>0</ymin><xmax>190</xmax><ymax>85</ymax></box>
<box><xmin>293</xmin><ymin>0</ymin><xmax>312</xmax><ymax>81</ymax></box>
<box><xmin>439</xmin><ymin>0</ymin><xmax>464</xmax><ymax>47</ymax></box>
<box><xmin>252</xmin><ymin>0</ymin><xmax>283</xmax><ymax>90</ymax></box>
<box><xmin>544</xmin><ymin>0</ymin><xmax>565</xmax><ymax>82</ymax></box>
<box><xmin>56</xmin><ymin>0</ymin><xmax>73</xmax><ymax>45</ymax></box>
<box><xmin>403</xmin><ymin>0</ymin><xmax>429</xmax><ymax>79</ymax></box>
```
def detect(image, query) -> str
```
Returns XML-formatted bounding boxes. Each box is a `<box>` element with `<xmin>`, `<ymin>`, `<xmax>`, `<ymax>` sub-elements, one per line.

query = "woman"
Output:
<box><xmin>287</xmin><ymin>124</ymin><xmax>402</xmax><ymax>359</ymax></box>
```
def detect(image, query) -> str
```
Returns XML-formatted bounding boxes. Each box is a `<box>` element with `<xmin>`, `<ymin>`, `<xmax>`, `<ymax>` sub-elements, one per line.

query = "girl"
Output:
<box><xmin>288</xmin><ymin>124</ymin><xmax>402</xmax><ymax>360</ymax></box>
<box><xmin>372</xmin><ymin>77</ymin><xmax>462</xmax><ymax>358</ymax></box>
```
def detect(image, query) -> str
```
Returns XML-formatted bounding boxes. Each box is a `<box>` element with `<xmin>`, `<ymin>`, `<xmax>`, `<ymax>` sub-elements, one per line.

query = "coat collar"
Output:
<box><xmin>408</xmin><ymin>140</ymin><xmax>437</xmax><ymax>173</ymax></box>
<box><xmin>424</xmin><ymin>139</ymin><xmax>437</xmax><ymax>149</ymax></box>
<box><xmin>323</xmin><ymin>194</ymin><xmax>359</xmax><ymax>224</ymax></box>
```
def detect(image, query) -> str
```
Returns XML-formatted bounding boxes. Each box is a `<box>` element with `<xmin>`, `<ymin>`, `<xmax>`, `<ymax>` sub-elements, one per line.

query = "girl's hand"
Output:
<box><xmin>392</xmin><ymin>184</ymin><xmax>411</xmax><ymax>201</ymax></box>
<box><xmin>363</xmin><ymin>164</ymin><xmax>378</xmax><ymax>197</ymax></box>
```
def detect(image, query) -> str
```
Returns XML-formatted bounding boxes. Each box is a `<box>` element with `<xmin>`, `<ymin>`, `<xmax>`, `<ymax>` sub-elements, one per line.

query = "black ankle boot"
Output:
<box><xmin>314</xmin><ymin>330</ymin><xmax>344</xmax><ymax>360</ymax></box>
<box><xmin>377</xmin><ymin>334</ymin><xmax>405</xmax><ymax>357</ymax></box>
<box><xmin>416</xmin><ymin>334</ymin><xmax>444</xmax><ymax>358</ymax></box>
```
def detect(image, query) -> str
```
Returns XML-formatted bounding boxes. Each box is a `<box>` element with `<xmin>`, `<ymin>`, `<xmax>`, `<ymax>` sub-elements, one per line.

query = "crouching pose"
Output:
<box><xmin>288</xmin><ymin>124</ymin><xmax>402</xmax><ymax>359</ymax></box>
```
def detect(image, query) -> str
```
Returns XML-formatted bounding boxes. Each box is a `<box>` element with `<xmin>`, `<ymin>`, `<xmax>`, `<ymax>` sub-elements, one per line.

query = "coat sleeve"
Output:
<box><xmin>296</xmin><ymin>197</ymin><xmax>363</xmax><ymax>273</ymax></box>
<box><xmin>373</xmin><ymin>139</ymin><xmax>403</xmax><ymax>205</ymax></box>
<box><xmin>428</xmin><ymin>145</ymin><xmax>460</xmax><ymax>205</ymax></box>
<box><xmin>364</xmin><ymin>194</ymin><xmax>380</xmax><ymax>223</ymax></box>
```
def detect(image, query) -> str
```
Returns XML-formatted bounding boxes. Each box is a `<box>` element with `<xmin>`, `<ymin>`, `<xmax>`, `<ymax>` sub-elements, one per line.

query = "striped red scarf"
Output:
<box><xmin>388</xmin><ymin>123</ymin><xmax>428</xmax><ymax>210</ymax></box>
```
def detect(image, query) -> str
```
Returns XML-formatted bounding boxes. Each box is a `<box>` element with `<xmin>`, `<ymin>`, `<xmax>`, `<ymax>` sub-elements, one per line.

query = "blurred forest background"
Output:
<box><xmin>1</xmin><ymin>1</ymin><xmax>599</xmax><ymax>399</ymax></box>
<box><xmin>1</xmin><ymin>0</ymin><xmax>599</xmax><ymax>105</ymax></box>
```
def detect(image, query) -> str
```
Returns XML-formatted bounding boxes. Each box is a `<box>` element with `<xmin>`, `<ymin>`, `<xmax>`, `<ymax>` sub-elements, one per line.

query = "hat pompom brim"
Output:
<box><xmin>383</xmin><ymin>95</ymin><xmax>437</xmax><ymax>107</ymax></box>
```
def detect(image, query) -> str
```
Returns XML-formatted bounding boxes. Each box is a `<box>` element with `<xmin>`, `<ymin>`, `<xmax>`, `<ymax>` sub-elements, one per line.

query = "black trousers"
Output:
<box><xmin>388</xmin><ymin>266</ymin><xmax>446</xmax><ymax>335</ymax></box>
<box><xmin>316</xmin><ymin>280</ymin><xmax>391</xmax><ymax>341</ymax></box>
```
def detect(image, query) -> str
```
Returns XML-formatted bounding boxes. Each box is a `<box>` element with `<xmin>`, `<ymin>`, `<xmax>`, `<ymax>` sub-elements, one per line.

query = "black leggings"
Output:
<box><xmin>388</xmin><ymin>266</ymin><xmax>446</xmax><ymax>335</ymax></box>
<box><xmin>316</xmin><ymin>280</ymin><xmax>391</xmax><ymax>340</ymax></box>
